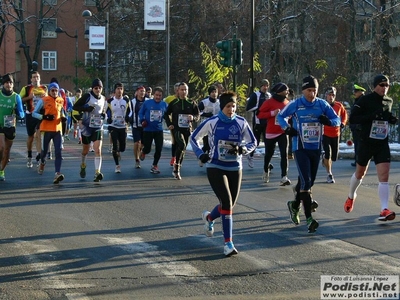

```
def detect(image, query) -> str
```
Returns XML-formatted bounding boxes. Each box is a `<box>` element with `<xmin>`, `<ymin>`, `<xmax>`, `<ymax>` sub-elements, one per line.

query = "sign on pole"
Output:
<box><xmin>144</xmin><ymin>0</ymin><xmax>166</xmax><ymax>30</ymax></box>
<box><xmin>89</xmin><ymin>26</ymin><xmax>106</xmax><ymax>50</ymax></box>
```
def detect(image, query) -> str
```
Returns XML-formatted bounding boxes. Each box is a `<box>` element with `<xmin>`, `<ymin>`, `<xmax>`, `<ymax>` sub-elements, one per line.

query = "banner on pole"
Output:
<box><xmin>144</xmin><ymin>0</ymin><xmax>166</xmax><ymax>30</ymax></box>
<box><xmin>89</xmin><ymin>26</ymin><xmax>106</xmax><ymax>50</ymax></box>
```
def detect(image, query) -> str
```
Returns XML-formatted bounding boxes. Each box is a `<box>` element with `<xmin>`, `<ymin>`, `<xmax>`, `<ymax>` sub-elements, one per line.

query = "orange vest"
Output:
<box><xmin>40</xmin><ymin>95</ymin><xmax>64</xmax><ymax>132</ymax></box>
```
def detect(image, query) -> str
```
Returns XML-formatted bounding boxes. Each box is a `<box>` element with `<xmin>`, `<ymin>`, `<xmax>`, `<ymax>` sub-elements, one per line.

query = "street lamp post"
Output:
<box><xmin>55</xmin><ymin>27</ymin><xmax>78</xmax><ymax>90</ymax></box>
<box><xmin>82</xmin><ymin>10</ymin><xmax>109</xmax><ymax>97</ymax></box>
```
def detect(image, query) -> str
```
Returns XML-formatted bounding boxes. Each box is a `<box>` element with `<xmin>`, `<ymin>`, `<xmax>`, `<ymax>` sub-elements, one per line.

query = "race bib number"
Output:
<box><xmin>89</xmin><ymin>115</ymin><xmax>103</xmax><ymax>128</ymax></box>
<box><xmin>369</xmin><ymin>120</ymin><xmax>388</xmax><ymax>140</ymax></box>
<box><xmin>113</xmin><ymin>115</ymin><xmax>125</xmax><ymax>127</ymax></box>
<box><xmin>218</xmin><ymin>140</ymin><xmax>239</xmax><ymax>161</ymax></box>
<box><xmin>178</xmin><ymin>114</ymin><xmax>190</xmax><ymax>128</ymax></box>
<box><xmin>301</xmin><ymin>122</ymin><xmax>321</xmax><ymax>143</ymax></box>
<box><xmin>150</xmin><ymin>110</ymin><xmax>162</xmax><ymax>122</ymax></box>
<box><xmin>4</xmin><ymin>115</ymin><xmax>16</xmax><ymax>128</ymax></box>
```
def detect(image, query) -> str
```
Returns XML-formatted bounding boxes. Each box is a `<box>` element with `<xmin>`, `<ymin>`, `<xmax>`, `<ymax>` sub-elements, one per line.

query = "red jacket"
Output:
<box><xmin>323</xmin><ymin>101</ymin><xmax>348</xmax><ymax>137</ymax></box>
<box><xmin>257</xmin><ymin>96</ymin><xmax>289</xmax><ymax>138</ymax></box>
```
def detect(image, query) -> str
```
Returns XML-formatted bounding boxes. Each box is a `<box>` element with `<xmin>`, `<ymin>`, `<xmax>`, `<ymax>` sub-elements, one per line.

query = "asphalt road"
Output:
<box><xmin>0</xmin><ymin>125</ymin><xmax>399</xmax><ymax>300</ymax></box>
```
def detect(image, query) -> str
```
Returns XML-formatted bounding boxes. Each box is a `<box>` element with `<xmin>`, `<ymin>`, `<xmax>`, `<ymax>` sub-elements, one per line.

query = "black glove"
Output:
<box><xmin>226</xmin><ymin>144</ymin><xmax>246</xmax><ymax>155</ymax></box>
<box><xmin>285</xmin><ymin>127</ymin><xmax>297</xmax><ymax>137</ymax></box>
<box><xmin>340</xmin><ymin>123</ymin><xmax>345</xmax><ymax>129</ymax></box>
<box><xmin>43</xmin><ymin>114</ymin><xmax>55</xmax><ymax>121</ymax></box>
<box><xmin>199</xmin><ymin>153</ymin><xmax>210</xmax><ymax>163</ymax></box>
<box><xmin>100</xmin><ymin>113</ymin><xmax>106</xmax><ymax>120</ymax></box>
<box><xmin>389</xmin><ymin>114</ymin><xmax>398</xmax><ymax>124</ymax></box>
<box><xmin>83</xmin><ymin>106</ymin><xmax>95</xmax><ymax>112</ymax></box>
<box><xmin>318</xmin><ymin>114</ymin><xmax>331</xmax><ymax>126</ymax></box>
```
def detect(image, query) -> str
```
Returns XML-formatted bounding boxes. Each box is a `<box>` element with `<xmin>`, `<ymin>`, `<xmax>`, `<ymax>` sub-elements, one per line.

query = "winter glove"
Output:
<box><xmin>285</xmin><ymin>127</ymin><xmax>297</xmax><ymax>137</ymax></box>
<box><xmin>318</xmin><ymin>114</ymin><xmax>332</xmax><ymax>126</ymax></box>
<box><xmin>43</xmin><ymin>114</ymin><xmax>55</xmax><ymax>121</ymax></box>
<box><xmin>141</xmin><ymin>120</ymin><xmax>148</xmax><ymax>128</ymax></box>
<box><xmin>340</xmin><ymin>123</ymin><xmax>345</xmax><ymax>129</ymax></box>
<box><xmin>199</xmin><ymin>153</ymin><xmax>210</xmax><ymax>163</ymax></box>
<box><xmin>100</xmin><ymin>113</ymin><xmax>106</xmax><ymax>120</ymax></box>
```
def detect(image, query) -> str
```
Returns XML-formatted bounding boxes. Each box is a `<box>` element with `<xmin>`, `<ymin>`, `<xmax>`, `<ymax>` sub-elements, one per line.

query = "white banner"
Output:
<box><xmin>144</xmin><ymin>0</ymin><xmax>166</xmax><ymax>30</ymax></box>
<box><xmin>89</xmin><ymin>26</ymin><xmax>106</xmax><ymax>50</ymax></box>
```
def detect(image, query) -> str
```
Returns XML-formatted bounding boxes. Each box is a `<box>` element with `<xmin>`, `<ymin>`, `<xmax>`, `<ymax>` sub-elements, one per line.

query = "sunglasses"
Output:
<box><xmin>378</xmin><ymin>83</ymin><xmax>389</xmax><ymax>87</ymax></box>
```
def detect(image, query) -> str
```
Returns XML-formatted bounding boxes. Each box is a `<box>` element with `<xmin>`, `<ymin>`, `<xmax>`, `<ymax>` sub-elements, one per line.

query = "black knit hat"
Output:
<box><xmin>271</xmin><ymin>82</ymin><xmax>289</xmax><ymax>94</ymax></box>
<box><xmin>1</xmin><ymin>73</ymin><xmax>14</xmax><ymax>85</ymax></box>
<box><xmin>373</xmin><ymin>74</ymin><xmax>389</xmax><ymax>87</ymax></box>
<box><xmin>302</xmin><ymin>75</ymin><xmax>319</xmax><ymax>90</ymax></box>
<box><xmin>208</xmin><ymin>85</ymin><xmax>217</xmax><ymax>94</ymax></box>
<box><xmin>91</xmin><ymin>78</ymin><xmax>103</xmax><ymax>88</ymax></box>
<box><xmin>219</xmin><ymin>92</ymin><xmax>237</xmax><ymax>110</ymax></box>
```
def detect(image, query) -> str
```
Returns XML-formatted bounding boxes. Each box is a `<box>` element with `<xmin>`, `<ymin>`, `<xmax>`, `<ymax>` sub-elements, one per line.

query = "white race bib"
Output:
<box><xmin>150</xmin><ymin>110</ymin><xmax>162</xmax><ymax>122</ymax></box>
<box><xmin>369</xmin><ymin>120</ymin><xmax>388</xmax><ymax>140</ymax></box>
<box><xmin>89</xmin><ymin>115</ymin><xmax>103</xmax><ymax>128</ymax></box>
<box><xmin>301</xmin><ymin>122</ymin><xmax>321</xmax><ymax>143</ymax></box>
<box><xmin>4</xmin><ymin>115</ymin><xmax>16</xmax><ymax>128</ymax></box>
<box><xmin>178</xmin><ymin>114</ymin><xmax>190</xmax><ymax>128</ymax></box>
<box><xmin>218</xmin><ymin>140</ymin><xmax>239</xmax><ymax>161</ymax></box>
<box><xmin>113</xmin><ymin>115</ymin><xmax>125</xmax><ymax>127</ymax></box>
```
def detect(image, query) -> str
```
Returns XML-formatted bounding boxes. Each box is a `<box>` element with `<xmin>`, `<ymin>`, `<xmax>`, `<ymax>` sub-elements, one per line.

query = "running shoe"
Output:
<box><xmin>394</xmin><ymin>184</ymin><xmax>400</xmax><ymax>207</ymax></box>
<box><xmin>280</xmin><ymin>176</ymin><xmax>291</xmax><ymax>186</ymax></box>
<box><xmin>378</xmin><ymin>209</ymin><xmax>396</xmax><ymax>221</ymax></box>
<box><xmin>327</xmin><ymin>174</ymin><xmax>335</xmax><ymax>184</ymax></box>
<box><xmin>172</xmin><ymin>170</ymin><xmax>181</xmax><ymax>180</ymax></box>
<box><xmin>262</xmin><ymin>171</ymin><xmax>270</xmax><ymax>183</ymax></box>
<box><xmin>311</xmin><ymin>200</ymin><xmax>319</xmax><ymax>212</ymax></box>
<box><xmin>89</xmin><ymin>147</ymin><xmax>94</xmax><ymax>152</ymax></box>
<box><xmin>47</xmin><ymin>152</ymin><xmax>52</xmax><ymax>160</ymax></box>
<box><xmin>78</xmin><ymin>138</ymin><xmax>82</xmax><ymax>144</ymax></box>
<box><xmin>268</xmin><ymin>163</ymin><xmax>274</xmax><ymax>171</ymax></box>
<box><xmin>287</xmin><ymin>200</ymin><xmax>300</xmax><ymax>225</ymax></box>
<box><xmin>170</xmin><ymin>157</ymin><xmax>176</xmax><ymax>166</ymax></box>
<box><xmin>37</xmin><ymin>162</ymin><xmax>45</xmax><ymax>175</ymax></box>
<box><xmin>201</xmin><ymin>210</ymin><xmax>214</xmax><ymax>237</ymax></box>
<box><xmin>115</xmin><ymin>165</ymin><xmax>121</xmax><ymax>173</ymax></box>
<box><xmin>344</xmin><ymin>197</ymin><xmax>355</xmax><ymax>213</ymax></box>
<box><xmin>247</xmin><ymin>156</ymin><xmax>254</xmax><ymax>168</ymax></box>
<box><xmin>307</xmin><ymin>217</ymin><xmax>319</xmax><ymax>233</ymax></box>
<box><xmin>27</xmin><ymin>157</ymin><xmax>33</xmax><ymax>168</ymax></box>
<box><xmin>53</xmin><ymin>173</ymin><xmax>64</xmax><ymax>184</ymax></box>
<box><xmin>64</xmin><ymin>135</ymin><xmax>70</xmax><ymax>141</ymax></box>
<box><xmin>80</xmin><ymin>163</ymin><xmax>86</xmax><ymax>178</ymax></box>
<box><xmin>0</xmin><ymin>170</ymin><xmax>5</xmax><ymax>181</ymax></box>
<box><xmin>224</xmin><ymin>241</ymin><xmax>238</xmax><ymax>257</ymax></box>
<box><xmin>150</xmin><ymin>165</ymin><xmax>160</xmax><ymax>174</ymax></box>
<box><xmin>93</xmin><ymin>171</ymin><xmax>103</xmax><ymax>182</ymax></box>
<box><xmin>73</xmin><ymin>130</ymin><xmax>77</xmax><ymax>139</ymax></box>
<box><xmin>139</xmin><ymin>151</ymin><xmax>145</xmax><ymax>161</ymax></box>
<box><xmin>135</xmin><ymin>160</ymin><xmax>141</xmax><ymax>169</ymax></box>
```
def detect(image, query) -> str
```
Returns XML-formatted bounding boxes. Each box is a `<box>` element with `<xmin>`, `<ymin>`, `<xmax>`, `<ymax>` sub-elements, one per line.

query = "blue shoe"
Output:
<box><xmin>201</xmin><ymin>210</ymin><xmax>214</xmax><ymax>237</ymax></box>
<box><xmin>224</xmin><ymin>241</ymin><xmax>238</xmax><ymax>257</ymax></box>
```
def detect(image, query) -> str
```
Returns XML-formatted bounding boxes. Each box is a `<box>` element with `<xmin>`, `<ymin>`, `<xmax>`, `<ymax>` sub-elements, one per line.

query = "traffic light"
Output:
<box><xmin>235</xmin><ymin>39</ymin><xmax>243</xmax><ymax>66</ymax></box>
<box><xmin>216</xmin><ymin>40</ymin><xmax>232</xmax><ymax>67</ymax></box>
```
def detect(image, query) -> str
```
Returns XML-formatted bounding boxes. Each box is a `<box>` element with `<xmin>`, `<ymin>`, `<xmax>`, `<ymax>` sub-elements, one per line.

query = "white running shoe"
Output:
<box><xmin>280</xmin><ymin>176</ymin><xmax>291</xmax><ymax>186</ymax></box>
<box><xmin>201</xmin><ymin>210</ymin><xmax>214</xmax><ymax>237</ymax></box>
<box><xmin>262</xmin><ymin>171</ymin><xmax>270</xmax><ymax>183</ymax></box>
<box><xmin>224</xmin><ymin>241</ymin><xmax>238</xmax><ymax>257</ymax></box>
<box><xmin>115</xmin><ymin>165</ymin><xmax>121</xmax><ymax>173</ymax></box>
<box><xmin>327</xmin><ymin>174</ymin><xmax>335</xmax><ymax>183</ymax></box>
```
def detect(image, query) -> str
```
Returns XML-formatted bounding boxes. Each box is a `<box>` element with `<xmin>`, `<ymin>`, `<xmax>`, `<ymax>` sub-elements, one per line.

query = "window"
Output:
<box><xmin>85</xmin><ymin>51</ymin><xmax>99</xmax><ymax>66</ymax></box>
<box><xmin>43</xmin><ymin>0</ymin><xmax>57</xmax><ymax>5</ymax></box>
<box><xmin>42</xmin><ymin>18</ymin><xmax>57</xmax><ymax>38</ymax></box>
<box><xmin>84</xmin><ymin>0</ymin><xmax>97</xmax><ymax>6</ymax></box>
<box><xmin>42</xmin><ymin>51</ymin><xmax>57</xmax><ymax>70</ymax></box>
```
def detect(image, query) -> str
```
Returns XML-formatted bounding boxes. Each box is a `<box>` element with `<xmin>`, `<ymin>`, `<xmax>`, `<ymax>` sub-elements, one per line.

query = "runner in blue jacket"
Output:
<box><xmin>277</xmin><ymin>75</ymin><xmax>340</xmax><ymax>233</ymax></box>
<box><xmin>190</xmin><ymin>91</ymin><xmax>256</xmax><ymax>257</ymax></box>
